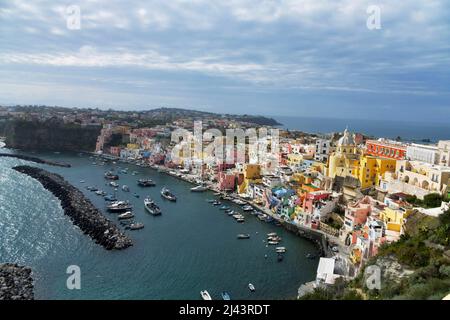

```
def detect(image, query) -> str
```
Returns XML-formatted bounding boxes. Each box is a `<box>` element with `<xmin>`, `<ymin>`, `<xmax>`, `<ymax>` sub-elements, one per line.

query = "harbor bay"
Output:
<box><xmin>0</xmin><ymin>150</ymin><xmax>318</xmax><ymax>300</ymax></box>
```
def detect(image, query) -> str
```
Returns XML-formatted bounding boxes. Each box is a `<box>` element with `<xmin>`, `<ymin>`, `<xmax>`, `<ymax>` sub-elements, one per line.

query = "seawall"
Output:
<box><xmin>13</xmin><ymin>165</ymin><xmax>133</xmax><ymax>250</ymax></box>
<box><xmin>0</xmin><ymin>153</ymin><xmax>71</xmax><ymax>167</ymax></box>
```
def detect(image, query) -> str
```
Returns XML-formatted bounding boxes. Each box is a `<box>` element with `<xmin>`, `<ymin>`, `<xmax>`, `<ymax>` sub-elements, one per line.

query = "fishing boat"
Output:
<box><xmin>212</xmin><ymin>200</ymin><xmax>221</xmax><ymax>206</ymax></box>
<box><xmin>122</xmin><ymin>185</ymin><xmax>130</xmax><ymax>192</ymax></box>
<box><xmin>144</xmin><ymin>198</ymin><xmax>162</xmax><ymax>216</ymax></box>
<box><xmin>237</xmin><ymin>234</ymin><xmax>250</xmax><ymax>239</ymax></box>
<box><xmin>137</xmin><ymin>178</ymin><xmax>156</xmax><ymax>187</ymax></box>
<box><xmin>267</xmin><ymin>240</ymin><xmax>279</xmax><ymax>245</ymax></box>
<box><xmin>161</xmin><ymin>187</ymin><xmax>177</xmax><ymax>201</ymax></box>
<box><xmin>190</xmin><ymin>185</ymin><xmax>208</xmax><ymax>192</ymax></box>
<box><xmin>107</xmin><ymin>201</ymin><xmax>132</xmax><ymax>212</ymax></box>
<box><xmin>118</xmin><ymin>211</ymin><xmax>134</xmax><ymax>220</ymax></box>
<box><xmin>221</xmin><ymin>292</ymin><xmax>231</xmax><ymax>300</ymax></box>
<box><xmin>200</xmin><ymin>290</ymin><xmax>212</xmax><ymax>300</ymax></box>
<box><xmin>129</xmin><ymin>222</ymin><xmax>144</xmax><ymax>230</ymax></box>
<box><xmin>248</xmin><ymin>283</ymin><xmax>255</xmax><ymax>292</ymax></box>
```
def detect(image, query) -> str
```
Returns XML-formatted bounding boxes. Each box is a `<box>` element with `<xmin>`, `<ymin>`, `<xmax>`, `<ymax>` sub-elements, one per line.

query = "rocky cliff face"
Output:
<box><xmin>5</xmin><ymin>120</ymin><xmax>101</xmax><ymax>151</ymax></box>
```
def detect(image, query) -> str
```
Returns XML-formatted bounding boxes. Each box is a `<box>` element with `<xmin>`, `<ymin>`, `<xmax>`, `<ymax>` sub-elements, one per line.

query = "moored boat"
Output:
<box><xmin>161</xmin><ymin>187</ymin><xmax>177</xmax><ymax>201</ymax></box>
<box><xmin>137</xmin><ymin>178</ymin><xmax>156</xmax><ymax>187</ymax></box>
<box><xmin>107</xmin><ymin>201</ymin><xmax>132</xmax><ymax>212</ymax></box>
<box><xmin>144</xmin><ymin>198</ymin><xmax>162</xmax><ymax>216</ymax></box>
<box><xmin>122</xmin><ymin>185</ymin><xmax>130</xmax><ymax>192</ymax></box>
<box><xmin>190</xmin><ymin>185</ymin><xmax>208</xmax><ymax>192</ymax></box>
<box><xmin>200</xmin><ymin>290</ymin><xmax>212</xmax><ymax>300</ymax></box>
<box><xmin>237</xmin><ymin>234</ymin><xmax>250</xmax><ymax>239</ymax></box>
<box><xmin>129</xmin><ymin>222</ymin><xmax>144</xmax><ymax>230</ymax></box>
<box><xmin>118</xmin><ymin>211</ymin><xmax>134</xmax><ymax>220</ymax></box>
<box><xmin>248</xmin><ymin>283</ymin><xmax>255</xmax><ymax>292</ymax></box>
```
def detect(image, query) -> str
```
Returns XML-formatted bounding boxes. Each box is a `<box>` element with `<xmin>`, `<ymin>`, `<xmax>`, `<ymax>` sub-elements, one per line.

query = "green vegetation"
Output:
<box><xmin>300</xmin><ymin>209</ymin><xmax>450</xmax><ymax>300</ymax></box>
<box><xmin>405</xmin><ymin>193</ymin><xmax>445</xmax><ymax>208</ymax></box>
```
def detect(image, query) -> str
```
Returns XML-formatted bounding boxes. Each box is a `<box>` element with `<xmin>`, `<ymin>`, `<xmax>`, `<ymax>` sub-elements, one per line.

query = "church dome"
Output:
<box><xmin>338</xmin><ymin>128</ymin><xmax>355</xmax><ymax>146</ymax></box>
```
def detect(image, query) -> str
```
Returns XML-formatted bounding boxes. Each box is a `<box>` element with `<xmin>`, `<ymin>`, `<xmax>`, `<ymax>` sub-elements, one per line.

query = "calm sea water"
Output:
<box><xmin>274</xmin><ymin>116</ymin><xmax>450</xmax><ymax>142</ymax></box>
<box><xmin>0</xmin><ymin>149</ymin><xmax>318</xmax><ymax>300</ymax></box>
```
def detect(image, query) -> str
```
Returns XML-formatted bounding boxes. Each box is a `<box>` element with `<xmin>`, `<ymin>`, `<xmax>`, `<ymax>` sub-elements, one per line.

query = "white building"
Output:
<box><xmin>315</xmin><ymin>139</ymin><xmax>334</xmax><ymax>163</ymax></box>
<box><xmin>316</xmin><ymin>258</ymin><xmax>338</xmax><ymax>285</ymax></box>
<box><xmin>406</xmin><ymin>140</ymin><xmax>450</xmax><ymax>166</ymax></box>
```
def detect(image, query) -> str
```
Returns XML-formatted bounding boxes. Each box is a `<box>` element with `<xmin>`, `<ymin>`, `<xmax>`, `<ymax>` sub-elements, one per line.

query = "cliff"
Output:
<box><xmin>4</xmin><ymin>119</ymin><xmax>101</xmax><ymax>151</ymax></box>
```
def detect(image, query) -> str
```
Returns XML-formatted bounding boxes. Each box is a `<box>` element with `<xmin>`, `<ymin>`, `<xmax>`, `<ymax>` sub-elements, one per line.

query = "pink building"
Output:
<box><xmin>302</xmin><ymin>191</ymin><xmax>332</xmax><ymax>214</ymax></box>
<box><xmin>218</xmin><ymin>172</ymin><xmax>236</xmax><ymax>191</ymax></box>
<box><xmin>344</xmin><ymin>196</ymin><xmax>381</xmax><ymax>231</ymax></box>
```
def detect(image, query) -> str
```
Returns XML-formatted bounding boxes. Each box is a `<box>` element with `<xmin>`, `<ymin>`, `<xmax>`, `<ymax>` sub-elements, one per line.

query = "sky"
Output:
<box><xmin>0</xmin><ymin>0</ymin><xmax>449</xmax><ymax>122</ymax></box>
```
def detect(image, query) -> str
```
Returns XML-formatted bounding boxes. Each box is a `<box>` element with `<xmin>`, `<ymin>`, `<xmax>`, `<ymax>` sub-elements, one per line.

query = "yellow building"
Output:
<box><xmin>379</xmin><ymin>207</ymin><xmax>411</xmax><ymax>232</ymax></box>
<box><xmin>358</xmin><ymin>155</ymin><xmax>396</xmax><ymax>189</ymax></box>
<box><xmin>287</xmin><ymin>154</ymin><xmax>303</xmax><ymax>167</ymax></box>
<box><xmin>327</xmin><ymin>128</ymin><xmax>360</xmax><ymax>179</ymax></box>
<box><xmin>238</xmin><ymin>164</ymin><xmax>262</xmax><ymax>194</ymax></box>
<box><xmin>328</xmin><ymin>128</ymin><xmax>396</xmax><ymax>189</ymax></box>
<box><xmin>126</xmin><ymin>143</ymin><xmax>139</xmax><ymax>150</ymax></box>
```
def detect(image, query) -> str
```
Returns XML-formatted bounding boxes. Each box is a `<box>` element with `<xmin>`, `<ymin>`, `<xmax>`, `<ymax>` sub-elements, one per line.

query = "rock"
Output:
<box><xmin>0</xmin><ymin>263</ymin><xmax>34</xmax><ymax>300</ymax></box>
<box><xmin>13</xmin><ymin>165</ymin><xmax>133</xmax><ymax>250</ymax></box>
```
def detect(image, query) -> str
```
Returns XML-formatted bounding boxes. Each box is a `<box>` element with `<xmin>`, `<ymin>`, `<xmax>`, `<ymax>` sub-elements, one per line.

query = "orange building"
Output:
<box><xmin>366</xmin><ymin>139</ymin><xmax>406</xmax><ymax>160</ymax></box>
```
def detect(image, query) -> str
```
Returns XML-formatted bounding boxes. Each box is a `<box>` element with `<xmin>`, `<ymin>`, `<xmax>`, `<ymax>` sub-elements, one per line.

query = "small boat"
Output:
<box><xmin>144</xmin><ymin>198</ymin><xmax>162</xmax><ymax>216</ymax></box>
<box><xmin>95</xmin><ymin>190</ymin><xmax>106</xmax><ymax>196</ymax></box>
<box><xmin>104</xmin><ymin>194</ymin><xmax>117</xmax><ymax>202</ymax></box>
<box><xmin>122</xmin><ymin>185</ymin><xmax>130</xmax><ymax>192</ymax></box>
<box><xmin>306</xmin><ymin>253</ymin><xmax>317</xmax><ymax>259</ymax></box>
<box><xmin>80</xmin><ymin>180</ymin><xmax>85</xmax><ymax>183</ymax></box>
<box><xmin>109</xmin><ymin>181</ymin><xmax>119</xmax><ymax>188</ymax></box>
<box><xmin>190</xmin><ymin>185</ymin><xmax>208</xmax><ymax>192</ymax></box>
<box><xmin>224</xmin><ymin>209</ymin><xmax>232</xmax><ymax>213</ymax></box>
<box><xmin>200</xmin><ymin>290</ymin><xmax>212</xmax><ymax>300</ymax></box>
<box><xmin>129</xmin><ymin>222</ymin><xmax>144</xmax><ymax>230</ymax></box>
<box><xmin>267</xmin><ymin>232</ymin><xmax>277</xmax><ymax>237</ymax></box>
<box><xmin>242</xmin><ymin>205</ymin><xmax>253</xmax><ymax>212</ymax></box>
<box><xmin>212</xmin><ymin>201</ymin><xmax>221</xmax><ymax>206</ymax></box>
<box><xmin>104</xmin><ymin>172</ymin><xmax>119</xmax><ymax>180</ymax></box>
<box><xmin>267</xmin><ymin>241</ymin><xmax>279</xmax><ymax>245</ymax></box>
<box><xmin>227</xmin><ymin>210</ymin><xmax>235</xmax><ymax>216</ymax></box>
<box><xmin>107</xmin><ymin>201</ymin><xmax>132</xmax><ymax>212</ymax></box>
<box><xmin>133</xmin><ymin>193</ymin><xmax>140</xmax><ymax>198</ymax></box>
<box><xmin>118</xmin><ymin>211</ymin><xmax>134</xmax><ymax>220</ymax></box>
<box><xmin>137</xmin><ymin>179</ymin><xmax>156</xmax><ymax>187</ymax></box>
<box><xmin>161</xmin><ymin>187</ymin><xmax>177</xmax><ymax>201</ymax></box>
<box><xmin>219</xmin><ymin>205</ymin><xmax>230</xmax><ymax>210</ymax></box>
<box><xmin>221</xmin><ymin>292</ymin><xmax>231</xmax><ymax>300</ymax></box>
<box><xmin>248</xmin><ymin>283</ymin><xmax>255</xmax><ymax>292</ymax></box>
<box><xmin>237</xmin><ymin>218</ymin><xmax>245</xmax><ymax>223</ymax></box>
<box><xmin>276</xmin><ymin>247</ymin><xmax>286</xmax><ymax>253</ymax></box>
<box><xmin>237</xmin><ymin>234</ymin><xmax>250</xmax><ymax>239</ymax></box>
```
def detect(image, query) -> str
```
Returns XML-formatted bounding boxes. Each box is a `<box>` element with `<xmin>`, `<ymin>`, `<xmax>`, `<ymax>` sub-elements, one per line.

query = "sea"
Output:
<box><xmin>0</xmin><ymin>149</ymin><xmax>318</xmax><ymax>300</ymax></box>
<box><xmin>274</xmin><ymin>116</ymin><xmax>450</xmax><ymax>142</ymax></box>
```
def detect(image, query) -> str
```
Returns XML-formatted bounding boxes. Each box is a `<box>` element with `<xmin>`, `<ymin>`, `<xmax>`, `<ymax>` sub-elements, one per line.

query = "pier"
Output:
<box><xmin>13</xmin><ymin>165</ymin><xmax>133</xmax><ymax>250</ymax></box>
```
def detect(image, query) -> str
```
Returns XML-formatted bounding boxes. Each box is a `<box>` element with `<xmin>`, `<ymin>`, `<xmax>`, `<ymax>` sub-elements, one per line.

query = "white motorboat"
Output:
<box><xmin>190</xmin><ymin>185</ymin><xmax>208</xmax><ymax>192</ymax></box>
<box><xmin>200</xmin><ymin>290</ymin><xmax>212</xmax><ymax>300</ymax></box>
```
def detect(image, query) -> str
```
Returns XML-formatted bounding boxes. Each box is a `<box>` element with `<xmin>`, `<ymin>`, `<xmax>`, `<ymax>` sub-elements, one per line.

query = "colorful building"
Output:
<box><xmin>366</xmin><ymin>139</ymin><xmax>407</xmax><ymax>160</ymax></box>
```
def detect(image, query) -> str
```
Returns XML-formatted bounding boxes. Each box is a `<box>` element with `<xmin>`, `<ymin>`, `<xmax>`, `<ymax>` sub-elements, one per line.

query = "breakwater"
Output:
<box><xmin>0</xmin><ymin>153</ymin><xmax>71</xmax><ymax>167</ymax></box>
<box><xmin>13</xmin><ymin>165</ymin><xmax>132</xmax><ymax>250</ymax></box>
<box><xmin>0</xmin><ymin>264</ymin><xmax>34</xmax><ymax>300</ymax></box>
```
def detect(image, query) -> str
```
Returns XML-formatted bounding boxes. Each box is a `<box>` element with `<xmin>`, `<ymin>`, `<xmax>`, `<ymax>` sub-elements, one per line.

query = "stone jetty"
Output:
<box><xmin>13</xmin><ymin>165</ymin><xmax>133</xmax><ymax>250</ymax></box>
<box><xmin>0</xmin><ymin>153</ymin><xmax>71</xmax><ymax>167</ymax></box>
<box><xmin>0</xmin><ymin>264</ymin><xmax>34</xmax><ymax>300</ymax></box>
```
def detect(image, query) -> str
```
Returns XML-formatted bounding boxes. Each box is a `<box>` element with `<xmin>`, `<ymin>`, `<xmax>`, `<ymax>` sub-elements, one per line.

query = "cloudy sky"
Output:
<box><xmin>0</xmin><ymin>0</ymin><xmax>449</xmax><ymax>122</ymax></box>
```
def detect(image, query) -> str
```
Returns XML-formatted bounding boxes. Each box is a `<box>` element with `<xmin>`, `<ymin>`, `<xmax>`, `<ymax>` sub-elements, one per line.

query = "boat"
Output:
<box><xmin>107</xmin><ymin>201</ymin><xmax>132</xmax><ymax>212</ymax></box>
<box><xmin>248</xmin><ymin>283</ymin><xmax>255</xmax><ymax>292</ymax></box>
<box><xmin>237</xmin><ymin>218</ymin><xmax>245</xmax><ymax>223</ymax></box>
<box><xmin>267</xmin><ymin>241</ymin><xmax>279</xmax><ymax>245</ymax></box>
<box><xmin>190</xmin><ymin>185</ymin><xmax>208</xmax><ymax>192</ymax></box>
<box><xmin>224</xmin><ymin>209</ymin><xmax>232</xmax><ymax>213</ymax></box>
<box><xmin>200</xmin><ymin>290</ymin><xmax>212</xmax><ymax>300</ymax></box>
<box><xmin>258</xmin><ymin>214</ymin><xmax>268</xmax><ymax>221</ymax></box>
<box><xmin>109</xmin><ymin>181</ymin><xmax>119</xmax><ymax>188</ymax></box>
<box><xmin>227</xmin><ymin>210</ymin><xmax>235</xmax><ymax>216</ymax></box>
<box><xmin>212</xmin><ymin>201</ymin><xmax>221</xmax><ymax>206</ymax></box>
<box><xmin>242</xmin><ymin>205</ymin><xmax>253</xmax><ymax>212</ymax></box>
<box><xmin>221</xmin><ymin>292</ymin><xmax>231</xmax><ymax>300</ymax></box>
<box><xmin>95</xmin><ymin>190</ymin><xmax>106</xmax><ymax>196</ymax></box>
<box><xmin>237</xmin><ymin>234</ymin><xmax>250</xmax><ymax>239</ymax></box>
<box><xmin>144</xmin><ymin>198</ymin><xmax>162</xmax><ymax>216</ymax></box>
<box><xmin>122</xmin><ymin>185</ymin><xmax>130</xmax><ymax>192</ymax></box>
<box><xmin>80</xmin><ymin>180</ymin><xmax>85</xmax><ymax>183</ymax></box>
<box><xmin>267</xmin><ymin>232</ymin><xmax>277</xmax><ymax>237</ymax></box>
<box><xmin>104</xmin><ymin>194</ymin><xmax>117</xmax><ymax>202</ymax></box>
<box><xmin>161</xmin><ymin>187</ymin><xmax>177</xmax><ymax>201</ymax></box>
<box><xmin>104</xmin><ymin>172</ymin><xmax>119</xmax><ymax>180</ymax></box>
<box><xmin>133</xmin><ymin>193</ymin><xmax>140</xmax><ymax>198</ymax></box>
<box><xmin>267</xmin><ymin>236</ymin><xmax>282</xmax><ymax>242</ymax></box>
<box><xmin>137</xmin><ymin>178</ymin><xmax>156</xmax><ymax>187</ymax></box>
<box><xmin>129</xmin><ymin>222</ymin><xmax>144</xmax><ymax>230</ymax></box>
<box><xmin>219</xmin><ymin>205</ymin><xmax>230</xmax><ymax>210</ymax></box>
<box><xmin>276</xmin><ymin>247</ymin><xmax>286</xmax><ymax>253</ymax></box>
<box><xmin>118</xmin><ymin>211</ymin><xmax>134</xmax><ymax>220</ymax></box>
